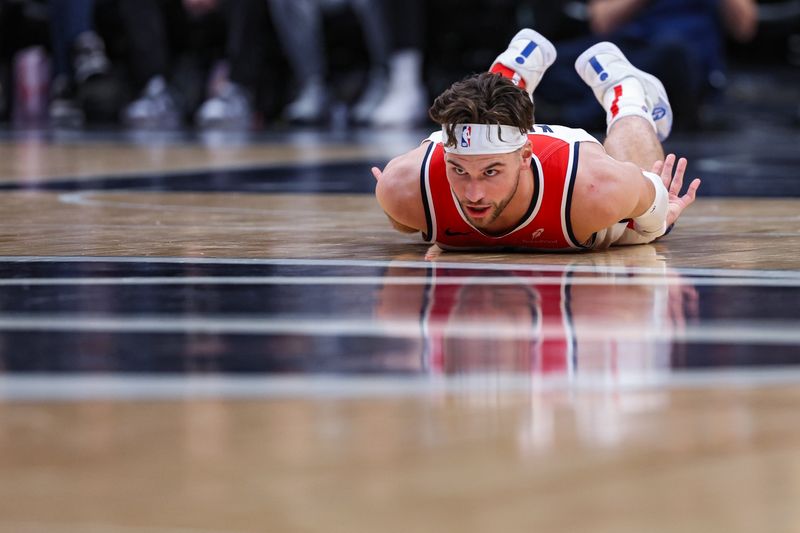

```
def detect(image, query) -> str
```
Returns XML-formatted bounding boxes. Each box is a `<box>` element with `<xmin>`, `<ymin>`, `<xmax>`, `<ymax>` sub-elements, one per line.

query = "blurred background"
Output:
<box><xmin>0</xmin><ymin>0</ymin><xmax>797</xmax><ymax>134</ymax></box>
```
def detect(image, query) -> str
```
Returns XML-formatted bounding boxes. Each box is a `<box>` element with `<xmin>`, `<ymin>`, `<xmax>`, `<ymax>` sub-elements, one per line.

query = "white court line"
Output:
<box><xmin>0</xmin><ymin>314</ymin><xmax>797</xmax><ymax>345</ymax></box>
<box><xmin>58</xmin><ymin>191</ymin><xmax>800</xmax><ymax>222</ymax></box>
<box><xmin>1</xmin><ymin>275</ymin><xmax>799</xmax><ymax>287</ymax></box>
<box><xmin>14</xmin><ymin>222</ymin><xmax>396</xmax><ymax>234</ymax></box>
<box><xmin>691</xmin><ymin>216</ymin><xmax>800</xmax><ymax>222</ymax></box>
<box><xmin>58</xmin><ymin>192</ymin><xmax>800</xmax><ymax>221</ymax></box>
<box><xmin>5</xmin><ymin>370</ymin><xmax>800</xmax><ymax>402</ymax></box>
<box><xmin>2</xmin><ymin>255</ymin><xmax>800</xmax><ymax>280</ymax></box>
<box><xmin>0</xmin><ymin>521</ymin><xmax>246</xmax><ymax>533</ymax></box>
<box><xmin>58</xmin><ymin>192</ymin><xmax>379</xmax><ymax>218</ymax></box>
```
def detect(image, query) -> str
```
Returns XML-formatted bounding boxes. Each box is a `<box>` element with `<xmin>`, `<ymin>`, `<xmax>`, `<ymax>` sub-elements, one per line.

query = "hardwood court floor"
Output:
<box><xmin>0</xmin><ymin>128</ymin><xmax>799</xmax><ymax>533</ymax></box>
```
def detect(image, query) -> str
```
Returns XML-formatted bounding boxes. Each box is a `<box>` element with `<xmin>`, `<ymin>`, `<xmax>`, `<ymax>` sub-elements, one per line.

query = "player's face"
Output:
<box><xmin>445</xmin><ymin>148</ymin><xmax>528</xmax><ymax>229</ymax></box>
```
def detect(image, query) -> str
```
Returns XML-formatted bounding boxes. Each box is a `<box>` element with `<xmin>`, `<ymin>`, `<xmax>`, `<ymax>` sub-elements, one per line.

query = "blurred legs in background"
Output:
<box><xmin>268</xmin><ymin>0</ymin><xmax>391</xmax><ymax>126</ymax></box>
<box><xmin>195</xmin><ymin>0</ymin><xmax>270</xmax><ymax>129</ymax></box>
<box><xmin>49</xmin><ymin>0</ymin><xmax>116</xmax><ymax>126</ymax></box>
<box><xmin>369</xmin><ymin>0</ymin><xmax>427</xmax><ymax>127</ymax></box>
<box><xmin>118</xmin><ymin>0</ymin><xmax>225</xmax><ymax>129</ymax></box>
<box><xmin>268</xmin><ymin>0</ymin><xmax>331</xmax><ymax>125</ymax></box>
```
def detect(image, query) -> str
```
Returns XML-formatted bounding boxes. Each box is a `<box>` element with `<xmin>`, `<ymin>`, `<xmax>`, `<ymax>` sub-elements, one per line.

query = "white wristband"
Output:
<box><xmin>633</xmin><ymin>171</ymin><xmax>669</xmax><ymax>237</ymax></box>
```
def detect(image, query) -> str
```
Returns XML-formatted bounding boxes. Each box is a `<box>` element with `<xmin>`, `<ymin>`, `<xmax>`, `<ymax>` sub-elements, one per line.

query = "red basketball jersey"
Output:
<box><xmin>420</xmin><ymin>125</ymin><xmax>600</xmax><ymax>251</ymax></box>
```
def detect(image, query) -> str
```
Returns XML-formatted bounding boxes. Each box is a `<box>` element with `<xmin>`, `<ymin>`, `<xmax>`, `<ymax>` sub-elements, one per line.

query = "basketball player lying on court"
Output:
<box><xmin>372</xmin><ymin>29</ymin><xmax>701</xmax><ymax>251</ymax></box>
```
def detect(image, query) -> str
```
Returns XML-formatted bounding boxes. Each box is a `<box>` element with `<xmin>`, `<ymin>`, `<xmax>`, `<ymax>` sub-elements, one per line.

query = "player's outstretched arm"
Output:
<box><xmin>571</xmin><ymin>143</ymin><xmax>662</xmax><ymax>241</ymax></box>
<box><xmin>372</xmin><ymin>165</ymin><xmax>420</xmax><ymax>234</ymax></box>
<box><xmin>372</xmin><ymin>143</ymin><xmax>430</xmax><ymax>234</ymax></box>
<box><xmin>572</xmin><ymin>144</ymin><xmax>702</xmax><ymax>245</ymax></box>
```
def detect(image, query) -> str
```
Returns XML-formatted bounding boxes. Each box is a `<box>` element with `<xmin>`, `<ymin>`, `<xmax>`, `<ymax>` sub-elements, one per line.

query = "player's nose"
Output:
<box><xmin>464</xmin><ymin>180</ymin><xmax>484</xmax><ymax>203</ymax></box>
<box><xmin>464</xmin><ymin>183</ymin><xmax>483</xmax><ymax>203</ymax></box>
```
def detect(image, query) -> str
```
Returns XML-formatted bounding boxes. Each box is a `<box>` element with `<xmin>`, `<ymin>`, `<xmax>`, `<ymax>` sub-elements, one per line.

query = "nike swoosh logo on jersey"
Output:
<box><xmin>445</xmin><ymin>228</ymin><xmax>471</xmax><ymax>237</ymax></box>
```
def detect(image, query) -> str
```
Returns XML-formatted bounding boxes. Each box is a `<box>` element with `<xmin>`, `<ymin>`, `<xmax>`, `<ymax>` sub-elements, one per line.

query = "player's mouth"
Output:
<box><xmin>465</xmin><ymin>204</ymin><xmax>492</xmax><ymax>219</ymax></box>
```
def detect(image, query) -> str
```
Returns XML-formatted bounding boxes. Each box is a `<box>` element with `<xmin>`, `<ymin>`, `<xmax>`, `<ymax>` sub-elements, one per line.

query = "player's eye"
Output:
<box><xmin>452</xmin><ymin>167</ymin><xmax>466</xmax><ymax>175</ymax></box>
<box><xmin>485</xmin><ymin>169</ymin><xmax>498</xmax><ymax>177</ymax></box>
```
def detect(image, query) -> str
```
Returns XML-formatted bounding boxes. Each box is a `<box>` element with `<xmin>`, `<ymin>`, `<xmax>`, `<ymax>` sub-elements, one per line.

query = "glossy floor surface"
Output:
<box><xmin>1</xmin><ymin>126</ymin><xmax>800</xmax><ymax>533</ymax></box>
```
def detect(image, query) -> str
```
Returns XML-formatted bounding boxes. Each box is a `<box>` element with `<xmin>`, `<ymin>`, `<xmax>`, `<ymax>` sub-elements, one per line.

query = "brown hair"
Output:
<box><xmin>428</xmin><ymin>72</ymin><xmax>534</xmax><ymax>149</ymax></box>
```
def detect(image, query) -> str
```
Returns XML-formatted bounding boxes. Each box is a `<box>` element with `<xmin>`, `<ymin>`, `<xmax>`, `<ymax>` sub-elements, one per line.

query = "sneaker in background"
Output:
<box><xmin>73</xmin><ymin>32</ymin><xmax>123</xmax><ymax>124</ymax></box>
<box><xmin>370</xmin><ymin>50</ymin><xmax>426</xmax><ymax>128</ymax></box>
<box><xmin>350</xmin><ymin>70</ymin><xmax>387</xmax><ymax>125</ymax></box>
<box><xmin>195</xmin><ymin>81</ymin><xmax>254</xmax><ymax>129</ymax></box>
<box><xmin>284</xmin><ymin>78</ymin><xmax>329</xmax><ymax>125</ymax></box>
<box><xmin>122</xmin><ymin>75</ymin><xmax>182</xmax><ymax>129</ymax></box>
<box><xmin>72</xmin><ymin>31</ymin><xmax>110</xmax><ymax>85</ymax></box>
<box><xmin>49</xmin><ymin>74</ymin><xmax>84</xmax><ymax>127</ymax></box>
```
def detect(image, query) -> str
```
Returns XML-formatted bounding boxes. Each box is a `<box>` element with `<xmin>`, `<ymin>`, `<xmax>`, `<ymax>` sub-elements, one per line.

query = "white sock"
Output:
<box><xmin>602</xmin><ymin>77</ymin><xmax>657</xmax><ymax>135</ymax></box>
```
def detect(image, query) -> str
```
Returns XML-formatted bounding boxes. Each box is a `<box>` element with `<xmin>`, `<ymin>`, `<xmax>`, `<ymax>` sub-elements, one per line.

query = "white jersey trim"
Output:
<box><xmin>420</xmin><ymin>143</ymin><xmax>437</xmax><ymax>242</ymax></box>
<box><xmin>559</xmin><ymin>142</ymin><xmax>584</xmax><ymax>249</ymax></box>
<box><xmin>529</xmin><ymin>124</ymin><xmax>601</xmax><ymax>145</ymax></box>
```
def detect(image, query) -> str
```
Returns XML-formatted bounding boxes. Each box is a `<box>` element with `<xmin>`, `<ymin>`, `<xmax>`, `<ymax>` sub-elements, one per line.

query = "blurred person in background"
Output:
<box><xmin>367</xmin><ymin>0</ymin><xmax>428</xmax><ymax>127</ymax></box>
<box><xmin>192</xmin><ymin>0</ymin><xmax>277</xmax><ymax>129</ymax></box>
<box><xmin>532</xmin><ymin>0</ymin><xmax>757</xmax><ymax>132</ymax></box>
<box><xmin>117</xmin><ymin>0</ymin><xmax>226</xmax><ymax>128</ymax></box>
<box><xmin>48</xmin><ymin>0</ymin><xmax>120</xmax><ymax>126</ymax></box>
<box><xmin>267</xmin><ymin>0</ymin><xmax>390</xmax><ymax>125</ymax></box>
<box><xmin>0</xmin><ymin>0</ymin><xmax>51</xmax><ymax>123</ymax></box>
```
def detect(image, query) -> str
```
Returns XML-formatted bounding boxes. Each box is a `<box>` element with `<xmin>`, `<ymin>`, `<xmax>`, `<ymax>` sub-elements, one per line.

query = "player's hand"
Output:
<box><xmin>371</xmin><ymin>167</ymin><xmax>383</xmax><ymax>181</ymax></box>
<box><xmin>651</xmin><ymin>154</ymin><xmax>701</xmax><ymax>227</ymax></box>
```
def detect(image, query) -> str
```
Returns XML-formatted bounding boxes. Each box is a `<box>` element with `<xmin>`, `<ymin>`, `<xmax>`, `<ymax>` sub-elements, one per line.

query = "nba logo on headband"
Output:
<box><xmin>460</xmin><ymin>125</ymin><xmax>472</xmax><ymax>148</ymax></box>
<box><xmin>444</xmin><ymin>123</ymin><xmax>529</xmax><ymax>155</ymax></box>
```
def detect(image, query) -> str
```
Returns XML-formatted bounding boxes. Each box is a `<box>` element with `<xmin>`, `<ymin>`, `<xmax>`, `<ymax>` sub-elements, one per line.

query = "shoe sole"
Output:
<box><xmin>575</xmin><ymin>42</ymin><xmax>672</xmax><ymax>139</ymax></box>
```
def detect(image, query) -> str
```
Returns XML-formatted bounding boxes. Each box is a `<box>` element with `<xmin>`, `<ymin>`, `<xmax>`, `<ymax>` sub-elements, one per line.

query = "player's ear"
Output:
<box><xmin>519</xmin><ymin>141</ymin><xmax>533</xmax><ymax>168</ymax></box>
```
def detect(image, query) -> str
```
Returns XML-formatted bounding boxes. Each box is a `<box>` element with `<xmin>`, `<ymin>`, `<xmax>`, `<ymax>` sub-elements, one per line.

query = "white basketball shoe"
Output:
<box><xmin>490</xmin><ymin>28</ymin><xmax>557</xmax><ymax>97</ymax></box>
<box><xmin>575</xmin><ymin>41</ymin><xmax>672</xmax><ymax>141</ymax></box>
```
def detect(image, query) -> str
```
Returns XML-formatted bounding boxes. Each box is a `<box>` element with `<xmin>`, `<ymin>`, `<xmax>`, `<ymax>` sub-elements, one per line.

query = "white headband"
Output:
<box><xmin>442</xmin><ymin>124</ymin><xmax>528</xmax><ymax>155</ymax></box>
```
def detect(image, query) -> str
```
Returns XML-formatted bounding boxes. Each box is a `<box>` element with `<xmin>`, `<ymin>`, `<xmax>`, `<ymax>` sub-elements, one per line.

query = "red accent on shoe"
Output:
<box><xmin>610</xmin><ymin>85</ymin><xmax>623</xmax><ymax>118</ymax></box>
<box><xmin>490</xmin><ymin>63</ymin><xmax>527</xmax><ymax>90</ymax></box>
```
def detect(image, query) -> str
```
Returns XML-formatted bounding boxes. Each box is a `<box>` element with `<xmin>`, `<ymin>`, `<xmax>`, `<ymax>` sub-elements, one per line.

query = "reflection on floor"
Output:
<box><xmin>1</xmin><ymin>258</ymin><xmax>799</xmax><ymax>378</ymax></box>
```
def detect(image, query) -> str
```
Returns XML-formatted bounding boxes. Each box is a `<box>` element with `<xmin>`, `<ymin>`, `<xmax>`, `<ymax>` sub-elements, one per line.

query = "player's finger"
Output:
<box><xmin>651</xmin><ymin>159</ymin><xmax>664</xmax><ymax>175</ymax></box>
<box><xmin>650</xmin><ymin>160</ymin><xmax>669</xmax><ymax>188</ymax></box>
<box><xmin>670</xmin><ymin>157</ymin><xmax>688</xmax><ymax>194</ymax></box>
<box><xmin>664</xmin><ymin>154</ymin><xmax>675</xmax><ymax>172</ymax></box>
<box><xmin>661</xmin><ymin>155</ymin><xmax>676</xmax><ymax>189</ymax></box>
<box><xmin>685</xmin><ymin>178</ymin><xmax>701</xmax><ymax>200</ymax></box>
<box><xmin>371</xmin><ymin>167</ymin><xmax>383</xmax><ymax>180</ymax></box>
<box><xmin>680</xmin><ymin>178</ymin><xmax>701</xmax><ymax>207</ymax></box>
